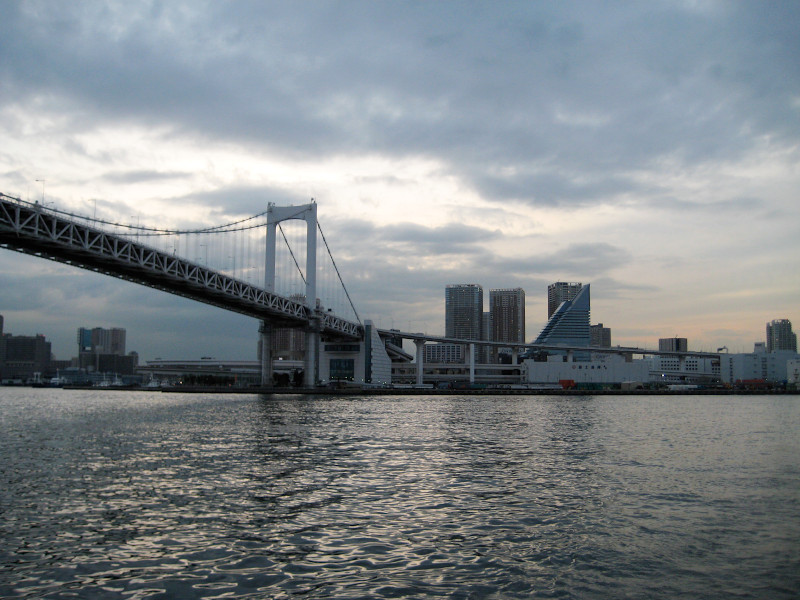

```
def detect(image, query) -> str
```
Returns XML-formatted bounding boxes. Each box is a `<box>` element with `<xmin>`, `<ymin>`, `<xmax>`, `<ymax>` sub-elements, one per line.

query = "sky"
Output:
<box><xmin>1</xmin><ymin>0</ymin><xmax>798</xmax><ymax>361</ymax></box>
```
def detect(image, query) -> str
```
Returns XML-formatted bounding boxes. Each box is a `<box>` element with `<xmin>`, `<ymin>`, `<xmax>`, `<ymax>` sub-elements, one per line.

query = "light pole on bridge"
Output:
<box><xmin>35</xmin><ymin>179</ymin><xmax>45</xmax><ymax>204</ymax></box>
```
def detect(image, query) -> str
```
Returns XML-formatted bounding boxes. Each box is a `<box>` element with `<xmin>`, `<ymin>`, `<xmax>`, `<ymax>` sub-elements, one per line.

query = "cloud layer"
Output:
<box><xmin>1</xmin><ymin>1</ymin><xmax>798</xmax><ymax>358</ymax></box>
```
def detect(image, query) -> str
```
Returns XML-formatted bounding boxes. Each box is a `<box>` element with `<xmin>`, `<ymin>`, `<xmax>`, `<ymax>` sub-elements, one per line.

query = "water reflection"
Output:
<box><xmin>243</xmin><ymin>394</ymin><xmax>611</xmax><ymax>597</ymax></box>
<box><xmin>1</xmin><ymin>390</ymin><xmax>798</xmax><ymax>599</ymax></box>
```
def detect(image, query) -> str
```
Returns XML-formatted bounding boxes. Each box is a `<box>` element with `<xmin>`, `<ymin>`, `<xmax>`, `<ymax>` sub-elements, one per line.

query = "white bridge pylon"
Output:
<box><xmin>265</xmin><ymin>202</ymin><xmax>317</xmax><ymax>305</ymax></box>
<box><xmin>261</xmin><ymin>202</ymin><xmax>319</xmax><ymax>387</ymax></box>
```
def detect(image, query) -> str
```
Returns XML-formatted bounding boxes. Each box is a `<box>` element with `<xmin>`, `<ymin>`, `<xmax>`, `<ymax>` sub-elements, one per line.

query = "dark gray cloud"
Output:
<box><xmin>101</xmin><ymin>170</ymin><xmax>190</xmax><ymax>184</ymax></box>
<box><xmin>471</xmin><ymin>170</ymin><xmax>638</xmax><ymax>206</ymax></box>
<box><xmin>176</xmin><ymin>186</ymin><xmax>308</xmax><ymax>221</ymax></box>
<box><xmin>644</xmin><ymin>195</ymin><xmax>765</xmax><ymax>213</ymax></box>
<box><xmin>340</xmin><ymin>220</ymin><xmax>501</xmax><ymax>256</ymax></box>
<box><xmin>486</xmin><ymin>243</ymin><xmax>632</xmax><ymax>281</ymax></box>
<box><xmin>324</xmin><ymin>217</ymin><xmax>630</xmax><ymax>277</ymax></box>
<box><xmin>0</xmin><ymin>170</ymin><xmax>28</xmax><ymax>190</ymax></box>
<box><xmin>2</xmin><ymin>1</ymin><xmax>798</xmax><ymax>209</ymax></box>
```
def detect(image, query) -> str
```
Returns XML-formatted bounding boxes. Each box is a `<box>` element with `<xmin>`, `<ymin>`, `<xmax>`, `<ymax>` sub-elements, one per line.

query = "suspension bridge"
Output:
<box><xmin>0</xmin><ymin>191</ymin><xmax>728</xmax><ymax>390</ymax></box>
<box><xmin>0</xmin><ymin>192</ymin><xmax>367</xmax><ymax>387</ymax></box>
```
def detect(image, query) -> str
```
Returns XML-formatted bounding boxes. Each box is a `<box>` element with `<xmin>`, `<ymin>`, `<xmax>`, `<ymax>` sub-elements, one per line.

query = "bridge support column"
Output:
<box><xmin>469</xmin><ymin>343</ymin><xmax>475</xmax><ymax>384</ymax></box>
<box><xmin>260</xmin><ymin>321</ymin><xmax>273</xmax><ymax>386</ymax></box>
<box><xmin>304</xmin><ymin>318</ymin><xmax>321</xmax><ymax>388</ymax></box>
<box><xmin>414</xmin><ymin>339</ymin><xmax>425</xmax><ymax>386</ymax></box>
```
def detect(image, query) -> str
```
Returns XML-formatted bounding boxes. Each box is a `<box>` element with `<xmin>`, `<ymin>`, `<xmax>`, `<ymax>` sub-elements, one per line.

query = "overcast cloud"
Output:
<box><xmin>1</xmin><ymin>0</ymin><xmax>798</xmax><ymax>359</ymax></box>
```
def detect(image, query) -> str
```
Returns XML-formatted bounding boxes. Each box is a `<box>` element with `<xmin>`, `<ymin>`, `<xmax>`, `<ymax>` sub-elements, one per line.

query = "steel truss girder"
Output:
<box><xmin>0</xmin><ymin>194</ymin><xmax>362</xmax><ymax>339</ymax></box>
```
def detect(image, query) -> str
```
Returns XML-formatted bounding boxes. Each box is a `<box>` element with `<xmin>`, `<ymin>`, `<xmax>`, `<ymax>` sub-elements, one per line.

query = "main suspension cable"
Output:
<box><xmin>278</xmin><ymin>223</ymin><xmax>307</xmax><ymax>286</ymax></box>
<box><xmin>318</xmin><ymin>222</ymin><xmax>361</xmax><ymax>325</ymax></box>
<box><xmin>3</xmin><ymin>192</ymin><xmax>362</xmax><ymax>324</ymax></box>
<box><xmin>27</xmin><ymin>197</ymin><xmax>272</xmax><ymax>236</ymax></box>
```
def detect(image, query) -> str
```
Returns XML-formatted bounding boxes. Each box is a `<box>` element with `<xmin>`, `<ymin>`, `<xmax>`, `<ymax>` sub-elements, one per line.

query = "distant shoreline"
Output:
<box><xmin>12</xmin><ymin>384</ymin><xmax>794</xmax><ymax>396</ymax></box>
<box><xmin>157</xmin><ymin>386</ymin><xmax>799</xmax><ymax>396</ymax></box>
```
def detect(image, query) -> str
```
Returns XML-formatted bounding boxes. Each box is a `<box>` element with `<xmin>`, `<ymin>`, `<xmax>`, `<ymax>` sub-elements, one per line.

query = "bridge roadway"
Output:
<box><xmin>0</xmin><ymin>193</ymin><xmax>362</xmax><ymax>339</ymax></box>
<box><xmin>381</xmin><ymin>329</ymin><xmax>724</xmax><ymax>360</ymax></box>
<box><xmin>380</xmin><ymin>329</ymin><xmax>723</xmax><ymax>386</ymax></box>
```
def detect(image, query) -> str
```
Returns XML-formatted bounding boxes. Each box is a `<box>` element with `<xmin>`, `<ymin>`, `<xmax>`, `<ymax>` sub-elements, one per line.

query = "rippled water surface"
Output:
<box><xmin>1</xmin><ymin>389</ymin><xmax>799</xmax><ymax>598</ymax></box>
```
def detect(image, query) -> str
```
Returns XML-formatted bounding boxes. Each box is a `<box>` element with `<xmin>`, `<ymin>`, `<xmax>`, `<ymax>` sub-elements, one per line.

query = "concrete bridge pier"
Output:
<box><xmin>260</xmin><ymin>320</ymin><xmax>273</xmax><ymax>386</ymax></box>
<box><xmin>304</xmin><ymin>317</ymin><xmax>321</xmax><ymax>388</ymax></box>
<box><xmin>414</xmin><ymin>339</ymin><xmax>425</xmax><ymax>386</ymax></box>
<box><xmin>469</xmin><ymin>343</ymin><xmax>476</xmax><ymax>384</ymax></box>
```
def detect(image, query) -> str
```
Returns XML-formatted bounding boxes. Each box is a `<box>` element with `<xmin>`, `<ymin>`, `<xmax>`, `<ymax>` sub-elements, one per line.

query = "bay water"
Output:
<box><xmin>1</xmin><ymin>388</ymin><xmax>798</xmax><ymax>598</ymax></box>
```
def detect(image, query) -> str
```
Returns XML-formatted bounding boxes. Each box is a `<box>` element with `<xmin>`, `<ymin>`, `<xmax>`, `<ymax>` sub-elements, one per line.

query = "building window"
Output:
<box><xmin>330</xmin><ymin>358</ymin><xmax>355</xmax><ymax>381</ymax></box>
<box><xmin>325</xmin><ymin>344</ymin><xmax>360</xmax><ymax>352</ymax></box>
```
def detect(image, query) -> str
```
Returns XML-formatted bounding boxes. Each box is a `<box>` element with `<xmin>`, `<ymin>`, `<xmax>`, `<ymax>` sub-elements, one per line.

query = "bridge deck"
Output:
<box><xmin>0</xmin><ymin>193</ymin><xmax>362</xmax><ymax>339</ymax></box>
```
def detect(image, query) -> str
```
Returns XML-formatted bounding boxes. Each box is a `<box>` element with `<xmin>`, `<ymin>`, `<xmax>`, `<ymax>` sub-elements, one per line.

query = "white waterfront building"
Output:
<box><xmin>649</xmin><ymin>355</ymin><xmax>720</xmax><ymax>384</ymax></box>
<box><xmin>787</xmin><ymin>359</ymin><xmax>800</xmax><ymax>386</ymax></box>
<box><xmin>423</xmin><ymin>343</ymin><xmax>466</xmax><ymax>364</ymax></box>
<box><xmin>720</xmin><ymin>350</ymin><xmax>799</xmax><ymax>384</ymax></box>
<box><xmin>317</xmin><ymin>320</ymin><xmax>393</xmax><ymax>386</ymax></box>
<box><xmin>524</xmin><ymin>353</ymin><xmax>650</xmax><ymax>386</ymax></box>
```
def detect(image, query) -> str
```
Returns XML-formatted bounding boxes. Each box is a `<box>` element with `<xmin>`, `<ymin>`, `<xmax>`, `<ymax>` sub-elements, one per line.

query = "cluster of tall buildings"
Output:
<box><xmin>444</xmin><ymin>284</ymin><xmax>526</xmax><ymax>345</ymax></box>
<box><xmin>654</xmin><ymin>321</ymin><xmax>797</xmax><ymax>355</ymax></box>
<box><xmin>2</xmin><ymin>287</ymin><xmax>797</xmax><ymax>388</ymax></box>
<box><xmin>77</xmin><ymin>326</ymin><xmax>126</xmax><ymax>355</ymax></box>
<box><xmin>430</xmin><ymin>281</ymin><xmax>798</xmax><ymax>387</ymax></box>
<box><xmin>443</xmin><ymin>282</ymin><xmax>607</xmax><ymax>343</ymax></box>
<box><xmin>431</xmin><ymin>281</ymin><xmax>612</xmax><ymax>364</ymax></box>
<box><xmin>76</xmin><ymin>326</ymin><xmax>137</xmax><ymax>375</ymax></box>
<box><xmin>0</xmin><ymin>316</ymin><xmax>138</xmax><ymax>383</ymax></box>
<box><xmin>0</xmin><ymin>314</ymin><xmax>52</xmax><ymax>382</ymax></box>
<box><xmin>437</xmin><ymin>285</ymin><xmax>525</xmax><ymax>363</ymax></box>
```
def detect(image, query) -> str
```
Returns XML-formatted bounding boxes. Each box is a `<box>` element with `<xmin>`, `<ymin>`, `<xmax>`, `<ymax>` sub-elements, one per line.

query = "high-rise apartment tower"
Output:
<box><xmin>590</xmin><ymin>323</ymin><xmax>611</xmax><ymax>348</ymax></box>
<box><xmin>490</xmin><ymin>288</ymin><xmax>526</xmax><ymax>344</ymax></box>
<box><xmin>77</xmin><ymin>327</ymin><xmax>126</xmax><ymax>355</ymax></box>
<box><xmin>659</xmin><ymin>337</ymin><xmax>688</xmax><ymax>352</ymax></box>
<box><xmin>445</xmin><ymin>284</ymin><xmax>483</xmax><ymax>340</ymax></box>
<box><xmin>766</xmin><ymin>319</ymin><xmax>797</xmax><ymax>353</ymax></box>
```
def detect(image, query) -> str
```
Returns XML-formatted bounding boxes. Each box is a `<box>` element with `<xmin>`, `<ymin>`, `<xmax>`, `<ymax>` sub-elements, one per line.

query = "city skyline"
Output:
<box><xmin>1</xmin><ymin>306</ymin><xmax>795</xmax><ymax>366</ymax></box>
<box><xmin>1</xmin><ymin>2</ymin><xmax>798</xmax><ymax>359</ymax></box>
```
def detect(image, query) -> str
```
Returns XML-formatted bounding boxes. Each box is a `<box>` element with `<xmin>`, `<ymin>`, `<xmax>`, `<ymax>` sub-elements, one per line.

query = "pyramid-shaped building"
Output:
<box><xmin>534</xmin><ymin>284</ymin><xmax>591</xmax><ymax>347</ymax></box>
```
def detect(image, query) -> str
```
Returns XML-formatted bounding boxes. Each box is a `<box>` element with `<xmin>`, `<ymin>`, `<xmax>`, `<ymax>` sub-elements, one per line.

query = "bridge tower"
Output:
<box><xmin>262</xmin><ymin>202</ymin><xmax>319</xmax><ymax>387</ymax></box>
